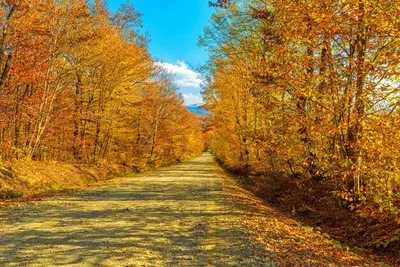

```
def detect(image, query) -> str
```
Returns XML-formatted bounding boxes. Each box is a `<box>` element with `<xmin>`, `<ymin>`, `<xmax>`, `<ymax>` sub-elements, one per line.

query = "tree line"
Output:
<box><xmin>0</xmin><ymin>0</ymin><xmax>204</xmax><ymax>167</ymax></box>
<box><xmin>202</xmin><ymin>0</ymin><xmax>399</xmax><ymax>215</ymax></box>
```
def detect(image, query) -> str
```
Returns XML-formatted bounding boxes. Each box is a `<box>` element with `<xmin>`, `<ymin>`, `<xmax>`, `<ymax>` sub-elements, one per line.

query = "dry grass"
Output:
<box><xmin>0</xmin><ymin>159</ymin><xmax>132</xmax><ymax>202</ymax></box>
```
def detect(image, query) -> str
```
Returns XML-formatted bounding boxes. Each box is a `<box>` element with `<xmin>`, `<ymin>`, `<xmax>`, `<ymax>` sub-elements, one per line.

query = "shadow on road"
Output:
<box><xmin>0</xmin><ymin>153</ymin><xmax>269</xmax><ymax>266</ymax></box>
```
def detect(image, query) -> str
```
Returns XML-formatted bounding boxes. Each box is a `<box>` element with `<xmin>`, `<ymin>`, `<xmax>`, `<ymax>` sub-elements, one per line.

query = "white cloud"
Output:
<box><xmin>157</xmin><ymin>61</ymin><xmax>202</xmax><ymax>88</ymax></box>
<box><xmin>183</xmin><ymin>93</ymin><xmax>203</xmax><ymax>106</ymax></box>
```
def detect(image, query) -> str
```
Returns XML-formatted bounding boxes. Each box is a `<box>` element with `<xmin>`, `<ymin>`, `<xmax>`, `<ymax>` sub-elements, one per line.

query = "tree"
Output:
<box><xmin>202</xmin><ymin>0</ymin><xmax>400</xmax><ymax>214</ymax></box>
<box><xmin>0</xmin><ymin>0</ymin><xmax>204</xmax><ymax>166</ymax></box>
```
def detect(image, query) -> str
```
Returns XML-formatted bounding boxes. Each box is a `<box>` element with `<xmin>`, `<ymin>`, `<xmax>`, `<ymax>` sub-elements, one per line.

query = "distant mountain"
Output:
<box><xmin>187</xmin><ymin>104</ymin><xmax>210</xmax><ymax>115</ymax></box>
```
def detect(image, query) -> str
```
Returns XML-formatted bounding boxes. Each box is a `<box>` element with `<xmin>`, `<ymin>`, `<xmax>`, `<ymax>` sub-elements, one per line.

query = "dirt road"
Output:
<box><xmin>0</xmin><ymin>153</ymin><xmax>270</xmax><ymax>266</ymax></box>
<box><xmin>0</xmin><ymin>153</ymin><xmax>385</xmax><ymax>266</ymax></box>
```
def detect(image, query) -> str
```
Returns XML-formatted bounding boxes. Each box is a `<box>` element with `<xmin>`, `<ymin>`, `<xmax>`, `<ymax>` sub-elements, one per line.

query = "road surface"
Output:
<box><xmin>0</xmin><ymin>153</ymin><xmax>270</xmax><ymax>266</ymax></box>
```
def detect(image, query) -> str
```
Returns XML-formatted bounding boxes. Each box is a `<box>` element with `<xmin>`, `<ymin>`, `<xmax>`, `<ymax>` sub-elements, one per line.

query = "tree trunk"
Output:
<box><xmin>73</xmin><ymin>73</ymin><xmax>83</xmax><ymax>160</ymax></box>
<box><xmin>347</xmin><ymin>0</ymin><xmax>367</xmax><ymax>195</ymax></box>
<box><xmin>0</xmin><ymin>5</ymin><xmax>16</xmax><ymax>97</ymax></box>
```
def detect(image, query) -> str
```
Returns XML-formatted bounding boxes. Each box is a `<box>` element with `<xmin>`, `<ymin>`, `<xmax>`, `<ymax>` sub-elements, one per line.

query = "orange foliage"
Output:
<box><xmin>201</xmin><ymin>0</ymin><xmax>400</xmax><ymax>219</ymax></box>
<box><xmin>0</xmin><ymin>0</ymin><xmax>204</xmax><ymax>166</ymax></box>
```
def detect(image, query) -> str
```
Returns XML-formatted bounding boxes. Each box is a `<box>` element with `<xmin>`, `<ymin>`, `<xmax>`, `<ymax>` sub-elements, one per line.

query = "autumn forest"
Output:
<box><xmin>202</xmin><ymin>0</ymin><xmax>400</xmax><ymax>255</ymax></box>
<box><xmin>0</xmin><ymin>0</ymin><xmax>204</xmax><ymax>165</ymax></box>
<box><xmin>0</xmin><ymin>0</ymin><xmax>399</xmax><ymax>265</ymax></box>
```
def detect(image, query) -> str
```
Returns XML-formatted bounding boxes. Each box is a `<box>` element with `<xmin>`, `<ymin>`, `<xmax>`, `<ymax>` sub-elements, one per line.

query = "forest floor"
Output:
<box><xmin>0</xmin><ymin>153</ymin><xmax>392</xmax><ymax>266</ymax></box>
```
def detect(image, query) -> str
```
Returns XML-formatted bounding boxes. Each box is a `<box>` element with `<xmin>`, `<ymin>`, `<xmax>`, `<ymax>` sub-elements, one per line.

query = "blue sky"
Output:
<box><xmin>108</xmin><ymin>0</ymin><xmax>213</xmax><ymax>105</ymax></box>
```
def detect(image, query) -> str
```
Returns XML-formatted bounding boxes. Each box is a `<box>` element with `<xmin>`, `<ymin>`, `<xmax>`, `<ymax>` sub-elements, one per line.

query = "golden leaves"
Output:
<box><xmin>0</xmin><ymin>0</ymin><xmax>204</xmax><ymax>165</ymax></box>
<box><xmin>202</xmin><ymin>0</ymin><xmax>400</xmax><ymax>216</ymax></box>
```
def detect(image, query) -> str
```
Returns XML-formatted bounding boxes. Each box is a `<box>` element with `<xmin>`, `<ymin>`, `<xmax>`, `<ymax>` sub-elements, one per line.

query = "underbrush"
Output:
<box><xmin>0</xmin><ymin>160</ymin><xmax>133</xmax><ymax>202</ymax></box>
<box><xmin>0</xmin><ymin>189</ymin><xmax>24</xmax><ymax>200</ymax></box>
<box><xmin>0</xmin><ymin>155</ymin><xmax>199</xmax><ymax>204</ymax></box>
<box><xmin>219</xmin><ymin>162</ymin><xmax>400</xmax><ymax>263</ymax></box>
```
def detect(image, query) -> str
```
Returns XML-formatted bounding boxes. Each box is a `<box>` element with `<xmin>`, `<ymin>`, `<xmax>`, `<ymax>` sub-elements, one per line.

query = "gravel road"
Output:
<box><xmin>0</xmin><ymin>153</ymin><xmax>271</xmax><ymax>266</ymax></box>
